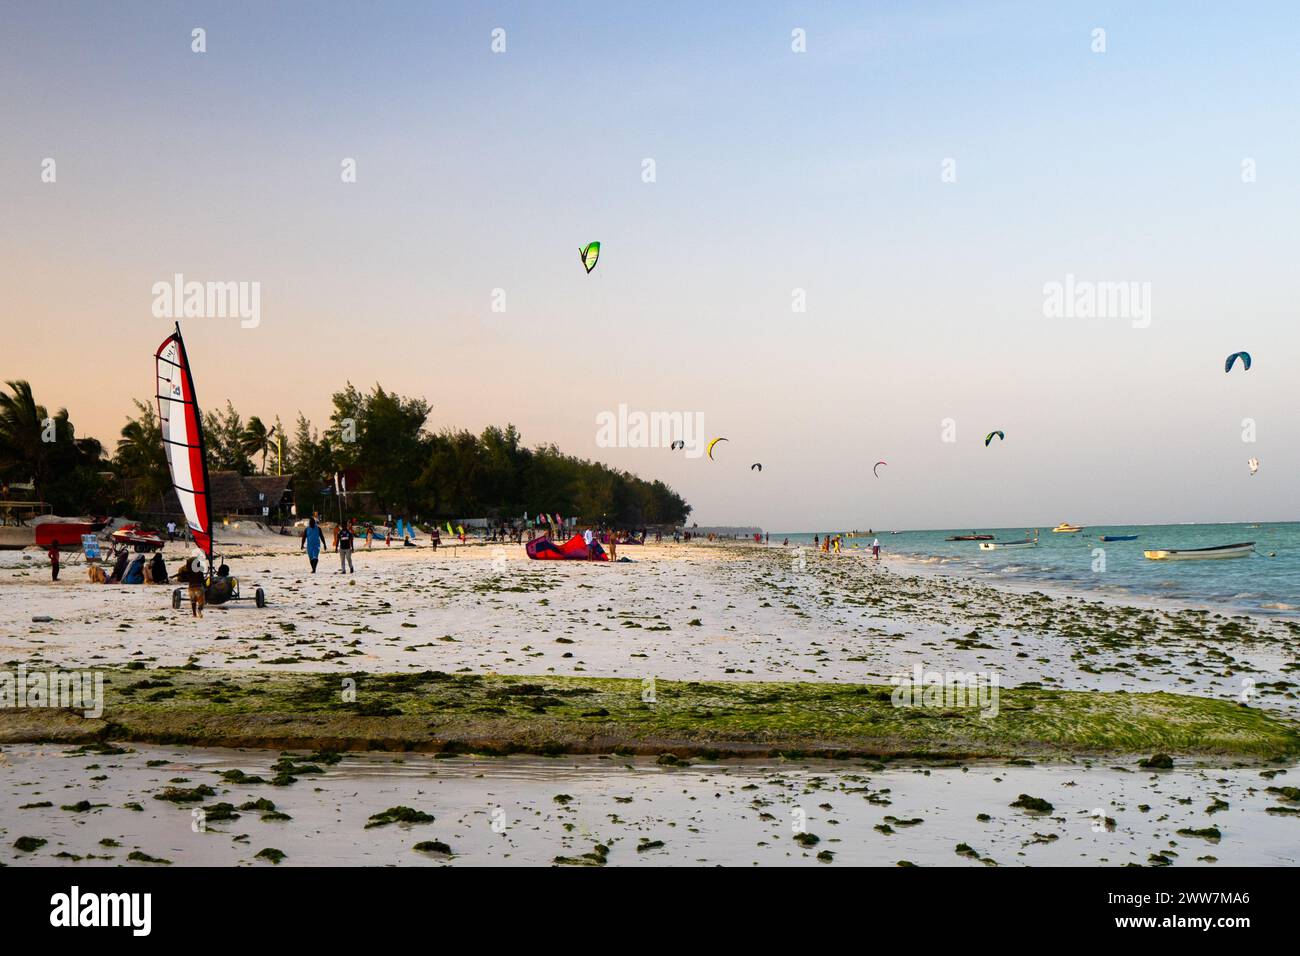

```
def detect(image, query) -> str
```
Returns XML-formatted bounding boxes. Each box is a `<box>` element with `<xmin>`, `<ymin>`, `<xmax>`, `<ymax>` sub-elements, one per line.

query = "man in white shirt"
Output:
<box><xmin>166</xmin><ymin>521</ymin><xmax>176</xmax><ymax>542</ymax></box>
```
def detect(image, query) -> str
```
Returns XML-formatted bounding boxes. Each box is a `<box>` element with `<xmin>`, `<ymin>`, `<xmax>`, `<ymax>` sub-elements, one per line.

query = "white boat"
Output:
<box><xmin>1143</xmin><ymin>542</ymin><xmax>1255</xmax><ymax>561</ymax></box>
<box><xmin>979</xmin><ymin>538</ymin><xmax>1038</xmax><ymax>550</ymax></box>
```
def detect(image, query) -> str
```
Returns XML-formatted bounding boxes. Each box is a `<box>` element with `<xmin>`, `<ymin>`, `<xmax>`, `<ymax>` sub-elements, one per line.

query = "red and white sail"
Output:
<box><xmin>155</xmin><ymin>325</ymin><xmax>214</xmax><ymax>559</ymax></box>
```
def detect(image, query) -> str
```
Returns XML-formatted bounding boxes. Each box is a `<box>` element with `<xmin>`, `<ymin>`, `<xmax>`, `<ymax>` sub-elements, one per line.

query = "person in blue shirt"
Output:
<box><xmin>301</xmin><ymin>516</ymin><xmax>327</xmax><ymax>573</ymax></box>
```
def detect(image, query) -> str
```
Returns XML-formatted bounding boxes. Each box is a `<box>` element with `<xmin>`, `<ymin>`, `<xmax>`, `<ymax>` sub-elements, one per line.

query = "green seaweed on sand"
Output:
<box><xmin>1139</xmin><ymin>753</ymin><xmax>1175</xmax><ymax>769</ymax></box>
<box><xmin>153</xmin><ymin>785</ymin><xmax>215</xmax><ymax>803</ymax></box>
<box><xmin>1176</xmin><ymin>826</ymin><xmax>1221</xmax><ymax>840</ymax></box>
<box><xmin>6</xmin><ymin>666</ymin><xmax>1299</xmax><ymax>761</ymax></box>
<box><xmin>14</xmin><ymin>837</ymin><xmax>46</xmax><ymax>853</ymax></box>
<box><xmin>127</xmin><ymin>851</ymin><xmax>171</xmax><ymax>864</ymax></box>
<box><xmin>554</xmin><ymin>843</ymin><xmax>609</xmax><ymax>867</ymax></box>
<box><xmin>366</xmin><ymin>806</ymin><xmax>434</xmax><ymax>828</ymax></box>
<box><xmin>255</xmin><ymin>848</ymin><xmax>285</xmax><ymax>864</ymax></box>
<box><xmin>414</xmin><ymin>841</ymin><xmax>452</xmax><ymax>855</ymax></box>
<box><xmin>1009</xmin><ymin>794</ymin><xmax>1054</xmax><ymax>813</ymax></box>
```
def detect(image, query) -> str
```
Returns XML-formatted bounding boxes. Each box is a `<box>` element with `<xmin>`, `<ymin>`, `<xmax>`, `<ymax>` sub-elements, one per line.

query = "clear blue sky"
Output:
<box><xmin>2</xmin><ymin>2</ymin><xmax>1296</xmax><ymax>528</ymax></box>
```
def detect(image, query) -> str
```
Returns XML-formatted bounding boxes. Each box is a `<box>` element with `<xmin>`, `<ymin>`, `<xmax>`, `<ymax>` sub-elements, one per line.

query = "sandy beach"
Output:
<box><xmin>4</xmin><ymin>744</ymin><xmax>1297</xmax><ymax>868</ymax></box>
<box><xmin>3</xmin><ymin>537</ymin><xmax>1298</xmax><ymax>866</ymax></box>
<box><xmin>4</xmin><ymin>537</ymin><xmax>1296</xmax><ymax>715</ymax></box>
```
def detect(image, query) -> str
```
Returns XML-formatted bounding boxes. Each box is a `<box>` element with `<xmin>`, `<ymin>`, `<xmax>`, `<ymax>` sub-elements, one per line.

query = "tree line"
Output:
<box><xmin>0</xmin><ymin>379</ymin><xmax>691</xmax><ymax>527</ymax></box>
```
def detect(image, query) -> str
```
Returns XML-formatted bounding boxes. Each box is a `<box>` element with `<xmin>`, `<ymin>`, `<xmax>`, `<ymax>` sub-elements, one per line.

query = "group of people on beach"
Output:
<box><xmin>810</xmin><ymin>534</ymin><xmax>882</xmax><ymax>560</ymax></box>
<box><xmin>45</xmin><ymin>537</ymin><xmax>176</xmax><ymax>585</ymax></box>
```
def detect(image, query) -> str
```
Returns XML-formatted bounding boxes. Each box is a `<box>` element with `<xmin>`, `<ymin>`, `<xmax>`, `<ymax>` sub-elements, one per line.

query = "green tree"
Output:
<box><xmin>240</xmin><ymin>416</ymin><xmax>273</xmax><ymax>473</ymax></box>
<box><xmin>113</xmin><ymin>399</ymin><xmax>170</xmax><ymax>512</ymax></box>
<box><xmin>0</xmin><ymin>380</ymin><xmax>106</xmax><ymax>513</ymax></box>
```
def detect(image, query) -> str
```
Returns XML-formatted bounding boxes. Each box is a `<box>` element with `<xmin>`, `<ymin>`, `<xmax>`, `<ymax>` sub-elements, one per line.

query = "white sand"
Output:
<box><xmin>1</xmin><ymin>539</ymin><xmax>1296</xmax><ymax>716</ymax></box>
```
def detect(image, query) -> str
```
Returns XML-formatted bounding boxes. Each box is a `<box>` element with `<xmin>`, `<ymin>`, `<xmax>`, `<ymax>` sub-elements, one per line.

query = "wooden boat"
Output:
<box><xmin>1051</xmin><ymin>523</ymin><xmax>1084</xmax><ymax>533</ymax></box>
<box><xmin>946</xmin><ymin>533</ymin><xmax>994</xmax><ymax>541</ymax></box>
<box><xmin>1143</xmin><ymin>542</ymin><xmax>1254</xmax><ymax>561</ymax></box>
<box><xmin>1099</xmin><ymin>534</ymin><xmax>1138</xmax><ymax>542</ymax></box>
<box><xmin>979</xmin><ymin>538</ymin><xmax>1038</xmax><ymax>550</ymax></box>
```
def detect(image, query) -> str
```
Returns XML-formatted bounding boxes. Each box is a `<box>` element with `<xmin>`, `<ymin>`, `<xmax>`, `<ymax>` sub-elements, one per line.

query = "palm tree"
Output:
<box><xmin>115</xmin><ymin>400</ymin><xmax>169</xmax><ymax>510</ymax></box>
<box><xmin>240</xmin><ymin>416</ymin><xmax>272</xmax><ymax>473</ymax></box>
<box><xmin>0</xmin><ymin>380</ymin><xmax>65</xmax><ymax>498</ymax></box>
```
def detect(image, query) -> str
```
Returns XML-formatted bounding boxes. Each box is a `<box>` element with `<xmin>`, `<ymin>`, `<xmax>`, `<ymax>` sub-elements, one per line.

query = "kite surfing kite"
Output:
<box><xmin>984</xmin><ymin>430</ymin><xmax>1005</xmax><ymax>447</ymax></box>
<box><xmin>580</xmin><ymin>242</ymin><xmax>601</xmax><ymax>274</ymax></box>
<box><xmin>1225</xmin><ymin>351</ymin><xmax>1252</xmax><ymax>373</ymax></box>
<box><xmin>1248</xmin><ymin>457</ymin><xmax>1259</xmax><ymax>476</ymax></box>
<box><xmin>526</xmin><ymin>534</ymin><xmax>608</xmax><ymax>561</ymax></box>
<box><xmin>751</xmin><ymin>462</ymin><xmax>762</xmax><ymax>472</ymax></box>
<box><xmin>706</xmin><ymin>437</ymin><xmax>728</xmax><ymax>460</ymax></box>
<box><xmin>873</xmin><ymin>460</ymin><xmax>887</xmax><ymax>478</ymax></box>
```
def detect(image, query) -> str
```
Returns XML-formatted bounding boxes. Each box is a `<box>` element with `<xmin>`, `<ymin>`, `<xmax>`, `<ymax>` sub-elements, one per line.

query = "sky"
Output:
<box><xmin>2</xmin><ymin>1</ymin><xmax>1296</xmax><ymax>530</ymax></box>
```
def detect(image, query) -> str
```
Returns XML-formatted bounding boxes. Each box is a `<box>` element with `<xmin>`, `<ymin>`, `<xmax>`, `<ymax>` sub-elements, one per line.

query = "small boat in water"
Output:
<box><xmin>946</xmin><ymin>533</ymin><xmax>994</xmax><ymax>541</ymax></box>
<box><xmin>1143</xmin><ymin>542</ymin><xmax>1254</xmax><ymax>561</ymax></box>
<box><xmin>1052</xmin><ymin>523</ymin><xmax>1084</xmax><ymax>533</ymax></box>
<box><xmin>1099</xmin><ymin>534</ymin><xmax>1138</xmax><ymax>542</ymax></box>
<box><xmin>979</xmin><ymin>538</ymin><xmax>1038</xmax><ymax>550</ymax></box>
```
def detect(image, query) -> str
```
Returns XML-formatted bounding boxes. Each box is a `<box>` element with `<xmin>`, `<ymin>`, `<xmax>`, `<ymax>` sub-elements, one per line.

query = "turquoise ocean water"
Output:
<box><xmin>773</xmin><ymin>523</ymin><xmax>1299</xmax><ymax>617</ymax></box>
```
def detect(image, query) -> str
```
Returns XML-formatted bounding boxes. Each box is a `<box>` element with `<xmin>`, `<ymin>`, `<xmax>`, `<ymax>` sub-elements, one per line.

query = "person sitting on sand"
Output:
<box><xmin>148</xmin><ymin>552</ymin><xmax>168</xmax><ymax>584</ymax></box>
<box><xmin>124</xmin><ymin>554</ymin><xmax>146</xmax><ymax>584</ymax></box>
<box><xmin>108</xmin><ymin>547</ymin><xmax>129</xmax><ymax>583</ymax></box>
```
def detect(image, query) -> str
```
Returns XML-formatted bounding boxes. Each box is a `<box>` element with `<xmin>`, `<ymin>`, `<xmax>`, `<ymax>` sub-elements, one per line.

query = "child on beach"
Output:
<box><xmin>48</xmin><ymin>539</ymin><xmax>60</xmax><ymax>581</ymax></box>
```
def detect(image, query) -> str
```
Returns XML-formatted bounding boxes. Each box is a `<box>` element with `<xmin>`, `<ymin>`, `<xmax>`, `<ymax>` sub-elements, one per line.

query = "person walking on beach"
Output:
<box><xmin>301</xmin><ymin>516</ymin><xmax>327</xmax><ymax>573</ymax></box>
<box><xmin>871</xmin><ymin>537</ymin><xmax>881</xmax><ymax>561</ymax></box>
<box><xmin>48</xmin><ymin>539</ymin><xmax>60</xmax><ymax>581</ymax></box>
<box><xmin>166</xmin><ymin>520</ymin><xmax>176</xmax><ymax>542</ymax></box>
<box><xmin>583</xmin><ymin>526</ymin><xmax>595</xmax><ymax>559</ymax></box>
<box><xmin>364</xmin><ymin>524</ymin><xmax>373</xmax><ymax>550</ymax></box>
<box><xmin>337</xmin><ymin>519</ymin><xmax>355</xmax><ymax>574</ymax></box>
